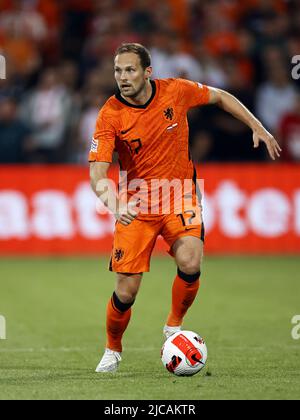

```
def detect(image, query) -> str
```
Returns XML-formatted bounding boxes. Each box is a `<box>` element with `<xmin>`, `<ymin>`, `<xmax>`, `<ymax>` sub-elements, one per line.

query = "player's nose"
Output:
<box><xmin>120</xmin><ymin>72</ymin><xmax>127</xmax><ymax>81</ymax></box>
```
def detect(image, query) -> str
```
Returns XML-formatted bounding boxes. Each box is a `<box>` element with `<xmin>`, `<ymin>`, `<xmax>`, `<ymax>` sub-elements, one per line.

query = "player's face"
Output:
<box><xmin>114</xmin><ymin>53</ymin><xmax>151</xmax><ymax>98</ymax></box>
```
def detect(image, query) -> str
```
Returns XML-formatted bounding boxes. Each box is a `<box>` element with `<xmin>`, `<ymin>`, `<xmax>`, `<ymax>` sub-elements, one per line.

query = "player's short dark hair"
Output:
<box><xmin>115</xmin><ymin>43</ymin><xmax>151</xmax><ymax>70</ymax></box>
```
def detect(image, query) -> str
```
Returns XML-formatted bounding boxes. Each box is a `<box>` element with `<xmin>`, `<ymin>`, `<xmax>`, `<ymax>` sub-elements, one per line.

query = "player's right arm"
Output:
<box><xmin>89</xmin><ymin>105</ymin><xmax>138</xmax><ymax>226</ymax></box>
<box><xmin>90</xmin><ymin>161</ymin><xmax>138</xmax><ymax>226</ymax></box>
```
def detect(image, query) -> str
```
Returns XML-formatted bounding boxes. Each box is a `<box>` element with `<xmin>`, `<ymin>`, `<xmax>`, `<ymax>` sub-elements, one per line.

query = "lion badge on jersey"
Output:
<box><xmin>164</xmin><ymin>107</ymin><xmax>174</xmax><ymax>121</ymax></box>
<box><xmin>114</xmin><ymin>248</ymin><xmax>125</xmax><ymax>262</ymax></box>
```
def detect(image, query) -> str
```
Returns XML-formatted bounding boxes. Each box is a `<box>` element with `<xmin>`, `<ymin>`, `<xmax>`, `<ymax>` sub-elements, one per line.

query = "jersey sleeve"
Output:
<box><xmin>88</xmin><ymin>107</ymin><xmax>117</xmax><ymax>163</ymax></box>
<box><xmin>177</xmin><ymin>78</ymin><xmax>210</xmax><ymax>109</ymax></box>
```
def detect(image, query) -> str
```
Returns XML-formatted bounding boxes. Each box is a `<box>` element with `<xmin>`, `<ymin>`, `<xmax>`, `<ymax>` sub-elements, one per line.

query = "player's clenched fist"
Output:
<box><xmin>116</xmin><ymin>200</ymin><xmax>140</xmax><ymax>226</ymax></box>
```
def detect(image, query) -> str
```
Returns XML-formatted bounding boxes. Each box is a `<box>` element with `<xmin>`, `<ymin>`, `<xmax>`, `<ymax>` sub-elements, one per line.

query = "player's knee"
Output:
<box><xmin>115</xmin><ymin>284</ymin><xmax>139</xmax><ymax>304</ymax></box>
<box><xmin>116</xmin><ymin>273</ymin><xmax>142</xmax><ymax>304</ymax></box>
<box><xmin>113</xmin><ymin>291</ymin><xmax>136</xmax><ymax>310</ymax></box>
<box><xmin>177</xmin><ymin>254</ymin><xmax>201</xmax><ymax>275</ymax></box>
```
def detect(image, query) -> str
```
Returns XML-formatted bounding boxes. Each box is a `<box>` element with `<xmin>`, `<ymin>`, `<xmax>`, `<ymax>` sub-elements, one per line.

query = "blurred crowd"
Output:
<box><xmin>0</xmin><ymin>0</ymin><xmax>300</xmax><ymax>164</ymax></box>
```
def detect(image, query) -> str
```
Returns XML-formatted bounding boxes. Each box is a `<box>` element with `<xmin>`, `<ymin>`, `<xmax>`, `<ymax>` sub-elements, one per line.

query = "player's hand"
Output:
<box><xmin>252</xmin><ymin>124</ymin><xmax>282</xmax><ymax>160</ymax></box>
<box><xmin>116</xmin><ymin>200</ymin><xmax>140</xmax><ymax>226</ymax></box>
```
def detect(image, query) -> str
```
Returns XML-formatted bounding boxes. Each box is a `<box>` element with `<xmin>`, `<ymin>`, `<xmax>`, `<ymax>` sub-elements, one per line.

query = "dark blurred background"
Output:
<box><xmin>0</xmin><ymin>0</ymin><xmax>300</xmax><ymax>165</ymax></box>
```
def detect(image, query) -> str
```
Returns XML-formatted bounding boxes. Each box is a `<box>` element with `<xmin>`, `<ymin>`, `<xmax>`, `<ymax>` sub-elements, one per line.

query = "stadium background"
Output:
<box><xmin>0</xmin><ymin>0</ymin><xmax>300</xmax><ymax>401</ymax></box>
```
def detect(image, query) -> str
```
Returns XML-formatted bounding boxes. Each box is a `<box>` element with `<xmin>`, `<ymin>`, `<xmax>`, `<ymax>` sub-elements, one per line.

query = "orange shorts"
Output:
<box><xmin>109</xmin><ymin>208</ymin><xmax>205</xmax><ymax>273</ymax></box>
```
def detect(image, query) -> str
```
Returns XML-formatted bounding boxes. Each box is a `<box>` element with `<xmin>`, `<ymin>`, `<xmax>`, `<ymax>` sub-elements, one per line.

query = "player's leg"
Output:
<box><xmin>161</xmin><ymin>210</ymin><xmax>204</xmax><ymax>338</ymax></box>
<box><xmin>106</xmin><ymin>272</ymin><xmax>142</xmax><ymax>353</ymax></box>
<box><xmin>96</xmin><ymin>272</ymin><xmax>142</xmax><ymax>373</ymax></box>
<box><xmin>166</xmin><ymin>236</ymin><xmax>203</xmax><ymax>330</ymax></box>
<box><xmin>96</xmin><ymin>217</ymin><xmax>161</xmax><ymax>372</ymax></box>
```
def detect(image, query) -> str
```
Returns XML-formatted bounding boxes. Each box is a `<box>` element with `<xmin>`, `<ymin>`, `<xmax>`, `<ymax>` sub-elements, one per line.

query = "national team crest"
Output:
<box><xmin>114</xmin><ymin>248</ymin><xmax>125</xmax><ymax>262</ymax></box>
<box><xmin>164</xmin><ymin>107</ymin><xmax>174</xmax><ymax>121</ymax></box>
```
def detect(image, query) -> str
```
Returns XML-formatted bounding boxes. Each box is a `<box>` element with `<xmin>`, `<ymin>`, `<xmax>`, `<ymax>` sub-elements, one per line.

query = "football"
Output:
<box><xmin>161</xmin><ymin>330</ymin><xmax>207</xmax><ymax>376</ymax></box>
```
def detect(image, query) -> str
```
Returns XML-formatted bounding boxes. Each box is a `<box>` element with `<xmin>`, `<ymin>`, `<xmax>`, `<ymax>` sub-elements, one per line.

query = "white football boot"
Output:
<box><xmin>163</xmin><ymin>325</ymin><xmax>182</xmax><ymax>340</ymax></box>
<box><xmin>95</xmin><ymin>348</ymin><xmax>122</xmax><ymax>373</ymax></box>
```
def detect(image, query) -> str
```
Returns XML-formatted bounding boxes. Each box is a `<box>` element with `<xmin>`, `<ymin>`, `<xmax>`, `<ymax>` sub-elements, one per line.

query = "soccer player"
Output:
<box><xmin>89</xmin><ymin>43</ymin><xmax>281</xmax><ymax>373</ymax></box>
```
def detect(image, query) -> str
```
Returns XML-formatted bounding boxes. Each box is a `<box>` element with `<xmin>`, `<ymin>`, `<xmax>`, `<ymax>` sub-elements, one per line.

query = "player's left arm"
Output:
<box><xmin>208</xmin><ymin>87</ymin><xmax>282</xmax><ymax>160</ymax></box>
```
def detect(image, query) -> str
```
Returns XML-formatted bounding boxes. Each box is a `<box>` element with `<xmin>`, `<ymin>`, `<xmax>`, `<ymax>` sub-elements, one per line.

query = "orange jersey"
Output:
<box><xmin>89</xmin><ymin>78</ymin><xmax>210</xmax><ymax>214</ymax></box>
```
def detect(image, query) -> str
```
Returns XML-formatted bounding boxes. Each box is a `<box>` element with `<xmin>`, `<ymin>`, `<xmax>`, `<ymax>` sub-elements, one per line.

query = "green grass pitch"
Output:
<box><xmin>0</xmin><ymin>256</ymin><xmax>300</xmax><ymax>400</ymax></box>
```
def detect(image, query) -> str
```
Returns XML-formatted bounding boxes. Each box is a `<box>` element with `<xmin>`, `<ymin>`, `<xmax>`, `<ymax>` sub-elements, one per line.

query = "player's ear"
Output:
<box><xmin>145</xmin><ymin>66</ymin><xmax>153</xmax><ymax>80</ymax></box>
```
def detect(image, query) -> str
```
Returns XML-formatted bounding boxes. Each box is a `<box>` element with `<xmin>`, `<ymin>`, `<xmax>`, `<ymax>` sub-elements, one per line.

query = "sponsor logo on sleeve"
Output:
<box><xmin>91</xmin><ymin>138</ymin><xmax>99</xmax><ymax>153</ymax></box>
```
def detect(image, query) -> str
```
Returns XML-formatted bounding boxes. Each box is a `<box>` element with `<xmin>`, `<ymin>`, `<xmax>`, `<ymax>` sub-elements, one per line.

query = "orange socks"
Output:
<box><xmin>166</xmin><ymin>269</ymin><xmax>200</xmax><ymax>327</ymax></box>
<box><xmin>106</xmin><ymin>270</ymin><xmax>200</xmax><ymax>351</ymax></box>
<box><xmin>106</xmin><ymin>292</ymin><xmax>134</xmax><ymax>352</ymax></box>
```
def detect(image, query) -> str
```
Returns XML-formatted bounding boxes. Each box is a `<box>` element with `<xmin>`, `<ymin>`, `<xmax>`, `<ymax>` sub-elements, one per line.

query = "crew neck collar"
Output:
<box><xmin>115</xmin><ymin>80</ymin><xmax>157</xmax><ymax>109</ymax></box>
